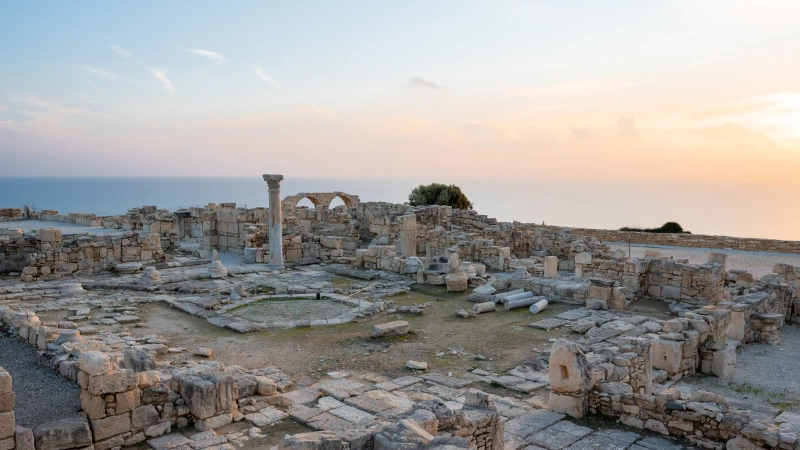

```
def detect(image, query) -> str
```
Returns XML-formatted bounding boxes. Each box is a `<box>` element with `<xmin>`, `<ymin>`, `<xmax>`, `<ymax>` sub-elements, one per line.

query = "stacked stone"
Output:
<box><xmin>0</xmin><ymin>367</ymin><xmax>15</xmax><ymax>450</ymax></box>
<box><xmin>585</xmin><ymin>278</ymin><xmax>626</xmax><ymax>310</ymax></box>
<box><xmin>172</xmin><ymin>368</ymin><xmax>237</xmax><ymax>431</ymax></box>
<box><xmin>547</xmin><ymin>340</ymin><xmax>591</xmax><ymax>419</ymax></box>
<box><xmin>19</xmin><ymin>232</ymin><xmax>166</xmax><ymax>282</ymax></box>
<box><xmin>644</xmin><ymin>257</ymin><xmax>725</xmax><ymax>305</ymax></box>
<box><xmin>77</xmin><ymin>351</ymin><xmax>170</xmax><ymax>449</ymax></box>
<box><xmin>211</xmin><ymin>207</ymin><xmax>244</xmax><ymax>252</ymax></box>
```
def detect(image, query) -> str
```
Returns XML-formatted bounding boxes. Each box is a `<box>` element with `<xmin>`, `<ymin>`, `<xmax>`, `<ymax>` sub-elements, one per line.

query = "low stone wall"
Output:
<box><xmin>0</xmin><ymin>307</ymin><xmax>292</xmax><ymax>450</ymax></box>
<box><xmin>19</xmin><ymin>232</ymin><xmax>166</xmax><ymax>281</ymax></box>
<box><xmin>563</xmin><ymin>226</ymin><xmax>800</xmax><ymax>255</ymax></box>
<box><xmin>0</xmin><ymin>209</ymin><xmax>23</xmax><ymax>222</ymax></box>
<box><xmin>547</xmin><ymin>314</ymin><xmax>798</xmax><ymax>449</ymax></box>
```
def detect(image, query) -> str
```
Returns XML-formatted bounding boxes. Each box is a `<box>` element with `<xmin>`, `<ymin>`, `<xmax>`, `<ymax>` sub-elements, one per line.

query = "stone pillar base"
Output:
<box><xmin>548</xmin><ymin>392</ymin><xmax>588</xmax><ymax>419</ymax></box>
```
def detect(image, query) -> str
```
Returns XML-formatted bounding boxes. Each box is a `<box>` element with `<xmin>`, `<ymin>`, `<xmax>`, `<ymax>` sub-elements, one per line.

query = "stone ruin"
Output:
<box><xmin>2</xmin><ymin>174</ymin><xmax>800</xmax><ymax>450</ymax></box>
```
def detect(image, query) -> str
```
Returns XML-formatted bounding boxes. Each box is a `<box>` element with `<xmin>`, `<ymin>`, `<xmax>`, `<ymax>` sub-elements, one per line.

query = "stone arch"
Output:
<box><xmin>329</xmin><ymin>193</ymin><xmax>351</xmax><ymax>209</ymax></box>
<box><xmin>283</xmin><ymin>192</ymin><xmax>360</xmax><ymax>211</ymax></box>
<box><xmin>282</xmin><ymin>194</ymin><xmax>322</xmax><ymax>211</ymax></box>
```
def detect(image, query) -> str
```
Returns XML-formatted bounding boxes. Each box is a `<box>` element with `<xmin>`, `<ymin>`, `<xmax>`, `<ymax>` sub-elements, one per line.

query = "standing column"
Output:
<box><xmin>263</xmin><ymin>174</ymin><xmax>285</xmax><ymax>270</ymax></box>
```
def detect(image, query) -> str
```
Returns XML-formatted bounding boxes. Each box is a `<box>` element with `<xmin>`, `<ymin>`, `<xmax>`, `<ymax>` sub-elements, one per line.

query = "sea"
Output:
<box><xmin>0</xmin><ymin>177</ymin><xmax>798</xmax><ymax>241</ymax></box>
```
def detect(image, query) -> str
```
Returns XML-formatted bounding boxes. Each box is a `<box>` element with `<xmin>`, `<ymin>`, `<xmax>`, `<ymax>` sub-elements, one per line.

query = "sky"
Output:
<box><xmin>1</xmin><ymin>0</ymin><xmax>800</xmax><ymax>182</ymax></box>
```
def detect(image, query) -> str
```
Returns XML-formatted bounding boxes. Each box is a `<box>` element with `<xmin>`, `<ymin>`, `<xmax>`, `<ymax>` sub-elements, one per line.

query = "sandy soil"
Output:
<box><xmin>113</xmin><ymin>285</ymin><xmax>580</xmax><ymax>382</ymax></box>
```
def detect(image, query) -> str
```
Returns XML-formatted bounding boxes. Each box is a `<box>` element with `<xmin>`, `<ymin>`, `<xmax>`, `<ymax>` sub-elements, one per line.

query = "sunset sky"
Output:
<box><xmin>1</xmin><ymin>0</ymin><xmax>800</xmax><ymax>182</ymax></box>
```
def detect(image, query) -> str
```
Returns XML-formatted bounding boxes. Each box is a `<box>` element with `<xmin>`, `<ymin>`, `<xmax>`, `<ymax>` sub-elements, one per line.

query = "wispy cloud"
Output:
<box><xmin>149</xmin><ymin>68</ymin><xmax>175</xmax><ymax>94</ymax></box>
<box><xmin>572</xmin><ymin>128</ymin><xmax>593</xmax><ymax>140</ymax></box>
<box><xmin>616</xmin><ymin>115</ymin><xmax>641</xmax><ymax>140</ymax></box>
<box><xmin>506</xmin><ymin>80</ymin><xmax>643</xmax><ymax>99</ymax></box>
<box><xmin>407</xmin><ymin>76</ymin><xmax>442</xmax><ymax>89</ymax></box>
<box><xmin>255</xmin><ymin>67</ymin><xmax>279</xmax><ymax>87</ymax></box>
<box><xmin>186</xmin><ymin>48</ymin><xmax>229</xmax><ymax>66</ymax></box>
<box><xmin>110</xmin><ymin>44</ymin><xmax>132</xmax><ymax>58</ymax></box>
<box><xmin>82</xmin><ymin>66</ymin><xmax>137</xmax><ymax>83</ymax></box>
<box><xmin>692</xmin><ymin>122</ymin><xmax>774</xmax><ymax>147</ymax></box>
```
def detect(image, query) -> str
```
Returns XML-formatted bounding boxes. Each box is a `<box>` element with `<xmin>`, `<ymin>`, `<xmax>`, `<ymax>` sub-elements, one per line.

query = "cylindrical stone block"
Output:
<box><xmin>473</xmin><ymin>302</ymin><xmax>497</xmax><ymax>314</ymax></box>
<box><xmin>529</xmin><ymin>299</ymin><xmax>549</xmax><ymax>314</ymax></box>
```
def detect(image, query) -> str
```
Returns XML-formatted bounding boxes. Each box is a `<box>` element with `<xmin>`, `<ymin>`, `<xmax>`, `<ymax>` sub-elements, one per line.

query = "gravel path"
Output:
<box><xmin>623</xmin><ymin>244</ymin><xmax>800</xmax><ymax>278</ymax></box>
<box><xmin>0</xmin><ymin>332</ymin><xmax>83</xmax><ymax>428</ymax></box>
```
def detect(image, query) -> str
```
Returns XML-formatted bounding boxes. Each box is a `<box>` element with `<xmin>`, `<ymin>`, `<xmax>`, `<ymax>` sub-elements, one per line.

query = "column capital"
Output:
<box><xmin>262</xmin><ymin>174</ymin><xmax>284</xmax><ymax>190</ymax></box>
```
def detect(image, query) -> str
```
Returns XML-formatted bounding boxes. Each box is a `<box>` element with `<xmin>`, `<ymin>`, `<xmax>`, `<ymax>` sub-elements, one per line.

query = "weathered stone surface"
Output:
<box><xmin>148</xmin><ymin>433</ymin><xmax>192</xmax><ymax>450</ymax></box>
<box><xmin>372</xmin><ymin>321</ymin><xmax>409</xmax><ymax>338</ymax></box>
<box><xmin>90</xmin><ymin>413</ymin><xmax>131</xmax><ymax>441</ymax></box>
<box><xmin>280</xmin><ymin>431</ymin><xmax>343</xmax><ymax>450</ymax></box>
<box><xmin>132</xmin><ymin>404</ymin><xmax>159</xmax><ymax>428</ymax></box>
<box><xmin>78</xmin><ymin>351</ymin><xmax>113</xmax><ymax>376</ymax></box>
<box><xmin>88</xmin><ymin>370</ymin><xmax>138</xmax><ymax>395</ymax></box>
<box><xmin>528</xmin><ymin>421</ymin><xmax>592</xmax><ymax>449</ymax></box>
<box><xmin>123</xmin><ymin>347</ymin><xmax>156</xmax><ymax>372</ymax></box>
<box><xmin>0</xmin><ymin>412</ymin><xmax>12</xmax><ymax>440</ymax></box>
<box><xmin>33</xmin><ymin>418</ymin><xmax>92</xmax><ymax>450</ymax></box>
<box><xmin>14</xmin><ymin>427</ymin><xmax>34</xmax><ymax>450</ymax></box>
<box><xmin>565</xmin><ymin>429</ymin><xmax>639</xmax><ymax>450</ymax></box>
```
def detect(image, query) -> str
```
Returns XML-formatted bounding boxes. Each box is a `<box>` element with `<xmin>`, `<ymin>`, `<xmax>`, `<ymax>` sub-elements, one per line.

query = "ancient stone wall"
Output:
<box><xmin>0</xmin><ymin>308</ymin><xmax>291</xmax><ymax>450</ymax></box>
<box><xmin>643</xmin><ymin>258</ymin><xmax>725</xmax><ymax>305</ymax></box>
<box><xmin>545</xmin><ymin>307</ymin><xmax>796</xmax><ymax>449</ymax></box>
<box><xmin>17</xmin><ymin>232</ymin><xmax>166</xmax><ymax>281</ymax></box>
<box><xmin>561</xmin><ymin>226</ymin><xmax>800</xmax><ymax>255</ymax></box>
<box><xmin>0</xmin><ymin>208</ymin><xmax>23</xmax><ymax>222</ymax></box>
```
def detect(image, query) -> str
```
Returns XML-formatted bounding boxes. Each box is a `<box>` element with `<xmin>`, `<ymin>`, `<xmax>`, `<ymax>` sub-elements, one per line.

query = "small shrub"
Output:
<box><xmin>620</xmin><ymin>221</ymin><xmax>690</xmax><ymax>234</ymax></box>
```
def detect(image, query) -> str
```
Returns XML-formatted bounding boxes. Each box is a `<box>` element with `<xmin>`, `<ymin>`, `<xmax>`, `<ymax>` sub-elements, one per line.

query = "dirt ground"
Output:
<box><xmin>101</xmin><ymin>284</ymin><xmax>580</xmax><ymax>382</ymax></box>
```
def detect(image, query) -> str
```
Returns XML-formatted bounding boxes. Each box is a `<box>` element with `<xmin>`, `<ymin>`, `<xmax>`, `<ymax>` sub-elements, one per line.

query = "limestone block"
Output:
<box><xmin>0</xmin><ymin>371</ymin><xmax>9</xmax><ymax>395</ymax></box>
<box><xmin>609</xmin><ymin>287</ymin><xmax>626</xmax><ymax>310</ymax></box>
<box><xmin>193</xmin><ymin>412</ymin><xmax>232</xmax><ymax>431</ymax></box>
<box><xmin>36</xmin><ymin>228</ymin><xmax>62</xmax><ymax>242</ymax></box>
<box><xmin>80</xmin><ymin>391</ymin><xmax>106</xmax><ymax>420</ymax></box>
<box><xmin>131</xmin><ymin>405</ymin><xmax>159</xmax><ymax>429</ymax></box>
<box><xmin>372</xmin><ymin>321</ymin><xmax>410</xmax><ymax>338</ymax></box>
<box><xmin>280</xmin><ymin>431</ymin><xmax>343</xmax><ymax>450</ymax></box>
<box><xmin>90</xmin><ymin>413</ymin><xmax>131</xmax><ymax>441</ymax></box>
<box><xmin>587</xmin><ymin>285</ymin><xmax>612</xmax><ymax>302</ymax></box>
<box><xmin>182</xmin><ymin>377</ymin><xmax>217</xmax><ymax>419</ymax></box>
<box><xmin>650</xmin><ymin>339</ymin><xmax>682</xmax><ymax>374</ymax></box>
<box><xmin>256</xmin><ymin>377</ymin><xmax>277</xmax><ymax>396</ymax></box>
<box><xmin>115</xmin><ymin>388</ymin><xmax>141</xmax><ymax>414</ymax></box>
<box><xmin>33</xmin><ymin>418</ymin><xmax>92</xmax><ymax>450</ymax></box>
<box><xmin>78</xmin><ymin>351</ymin><xmax>114</xmax><ymax>376</ymax></box>
<box><xmin>123</xmin><ymin>348</ymin><xmax>156</xmax><ymax>373</ymax></box>
<box><xmin>544</xmin><ymin>256</ymin><xmax>558</xmax><ymax>278</ymax></box>
<box><xmin>547</xmin><ymin>392</ymin><xmax>587</xmax><ymax>420</ymax></box>
<box><xmin>88</xmin><ymin>370</ymin><xmax>138</xmax><ymax>395</ymax></box>
<box><xmin>15</xmin><ymin>426</ymin><xmax>34</xmax><ymax>450</ymax></box>
<box><xmin>711</xmin><ymin>342</ymin><xmax>737</xmax><ymax>378</ymax></box>
<box><xmin>0</xmin><ymin>393</ymin><xmax>12</xmax><ymax>415</ymax></box>
<box><xmin>662</xmin><ymin>285</ymin><xmax>681</xmax><ymax>300</ymax></box>
<box><xmin>320</xmin><ymin>237</ymin><xmax>343</xmax><ymax>250</ymax></box>
<box><xmin>548</xmin><ymin>339</ymin><xmax>590</xmax><ymax>394</ymax></box>
<box><xmin>575</xmin><ymin>252</ymin><xmax>592</xmax><ymax>265</ymax></box>
<box><xmin>0</xmin><ymin>412</ymin><xmax>12</xmax><ymax>440</ymax></box>
<box><xmin>445</xmin><ymin>272</ymin><xmax>468</xmax><ymax>292</ymax></box>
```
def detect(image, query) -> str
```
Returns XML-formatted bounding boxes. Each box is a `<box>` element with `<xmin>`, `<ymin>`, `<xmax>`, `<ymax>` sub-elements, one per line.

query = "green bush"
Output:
<box><xmin>620</xmin><ymin>222</ymin><xmax>689</xmax><ymax>234</ymax></box>
<box><xmin>408</xmin><ymin>183</ymin><xmax>473</xmax><ymax>210</ymax></box>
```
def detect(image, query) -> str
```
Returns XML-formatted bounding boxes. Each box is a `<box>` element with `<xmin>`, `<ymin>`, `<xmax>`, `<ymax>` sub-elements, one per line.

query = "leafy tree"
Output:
<box><xmin>408</xmin><ymin>183</ymin><xmax>473</xmax><ymax>210</ymax></box>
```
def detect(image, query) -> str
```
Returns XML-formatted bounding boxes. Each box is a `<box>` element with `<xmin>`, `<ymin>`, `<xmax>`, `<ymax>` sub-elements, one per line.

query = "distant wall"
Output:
<box><xmin>561</xmin><ymin>227</ymin><xmax>800</xmax><ymax>255</ymax></box>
